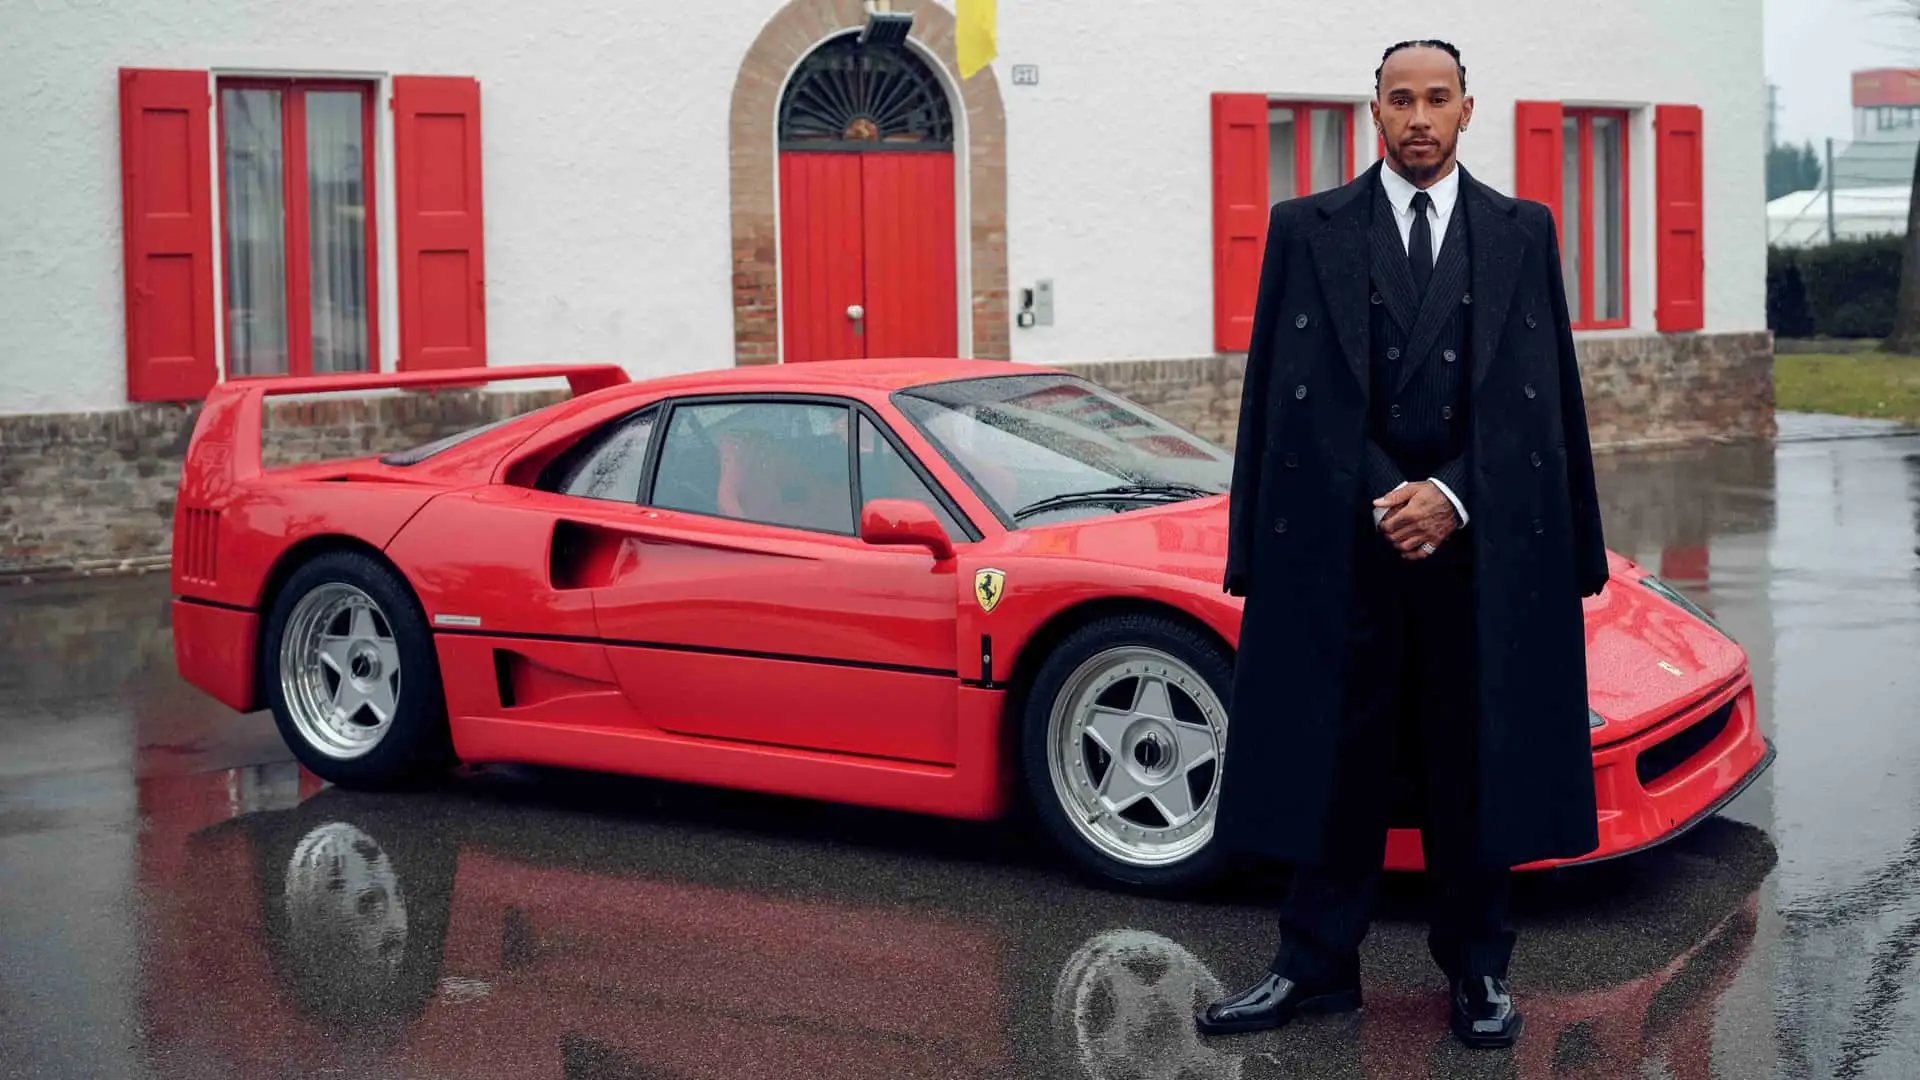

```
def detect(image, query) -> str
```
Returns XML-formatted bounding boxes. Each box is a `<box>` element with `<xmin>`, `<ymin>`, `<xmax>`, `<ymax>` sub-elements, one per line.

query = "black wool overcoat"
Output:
<box><xmin>1215</xmin><ymin>162</ymin><xmax>1610</xmax><ymax>869</ymax></box>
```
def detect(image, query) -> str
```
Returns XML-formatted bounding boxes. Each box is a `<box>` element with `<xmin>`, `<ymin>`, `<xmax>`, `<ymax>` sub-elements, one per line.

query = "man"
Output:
<box><xmin>1199</xmin><ymin>40</ymin><xmax>1610</xmax><ymax>1049</ymax></box>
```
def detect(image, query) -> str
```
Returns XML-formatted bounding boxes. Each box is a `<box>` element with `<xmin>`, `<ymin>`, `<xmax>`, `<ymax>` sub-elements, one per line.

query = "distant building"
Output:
<box><xmin>1834</xmin><ymin>69</ymin><xmax>1920</xmax><ymax>190</ymax></box>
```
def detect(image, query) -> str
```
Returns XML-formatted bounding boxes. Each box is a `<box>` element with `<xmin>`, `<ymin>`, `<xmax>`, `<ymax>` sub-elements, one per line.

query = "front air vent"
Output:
<box><xmin>179</xmin><ymin>507</ymin><xmax>220</xmax><ymax>584</ymax></box>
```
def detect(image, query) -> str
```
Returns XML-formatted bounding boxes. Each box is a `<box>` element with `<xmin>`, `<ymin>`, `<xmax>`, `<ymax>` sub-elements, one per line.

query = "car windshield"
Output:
<box><xmin>894</xmin><ymin>374</ymin><xmax>1232</xmax><ymax>526</ymax></box>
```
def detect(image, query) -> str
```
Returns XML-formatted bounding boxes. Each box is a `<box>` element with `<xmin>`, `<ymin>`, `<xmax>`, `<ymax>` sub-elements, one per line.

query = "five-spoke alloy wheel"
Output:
<box><xmin>1024</xmin><ymin>614</ymin><xmax>1234</xmax><ymax>888</ymax></box>
<box><xmin>262</xmin><ymin>550</ymin><xmax>451</xmax><ymax>788</ymax></box>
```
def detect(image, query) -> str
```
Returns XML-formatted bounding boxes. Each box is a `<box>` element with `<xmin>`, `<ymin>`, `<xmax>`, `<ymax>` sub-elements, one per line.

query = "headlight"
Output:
<box><xmin>1639</xmin><ymin>573</ymin><xmax>1736</xmax><ymax>643</ymax></box>
<box><xmin>1589</xmin><ymin>708</ymin><xmax>1607</xmax><ymax>729</ymax></box>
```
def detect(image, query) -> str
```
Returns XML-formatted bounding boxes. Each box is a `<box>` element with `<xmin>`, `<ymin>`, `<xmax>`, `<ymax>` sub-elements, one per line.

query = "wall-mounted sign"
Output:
<box><xmin>1012</xmin><ymin>64</ymin><xmax>1039</xmax><ymax>86</ymax></box>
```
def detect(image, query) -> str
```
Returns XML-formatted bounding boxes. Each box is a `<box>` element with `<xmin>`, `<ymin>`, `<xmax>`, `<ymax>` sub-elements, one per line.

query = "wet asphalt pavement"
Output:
<box><xmin>3</xmin><ymin>414</ymin><xmax>1919</xmax><ymax>1080</ymax></box>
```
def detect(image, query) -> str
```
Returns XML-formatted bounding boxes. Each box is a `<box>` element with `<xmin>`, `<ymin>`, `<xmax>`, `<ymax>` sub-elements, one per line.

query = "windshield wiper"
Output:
<box><xmin>1012</xmin><ymin>482</ymin><xmax>1220</xmax><ymax>520</ymax></box>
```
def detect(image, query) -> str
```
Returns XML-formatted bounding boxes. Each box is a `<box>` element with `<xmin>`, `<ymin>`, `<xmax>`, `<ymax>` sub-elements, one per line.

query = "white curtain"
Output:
<box><xmin>305</xmin><ymin>91</ymin><xmax>369</xmax><ymax>373</ymax></box>
<box><xmin>1310</xmin><ymin>108</ymin><xmax>1345</xmax><ymax>193</ymax></box>
<box><xmin>1592</xmin><ymin>115</ymin><xmax>1624</xmax><ymax>322</ymax></box>
<box><xmin>220</xmin><ymin>88</ymin><xmax>288</xmax><ymax>377</ymax></box>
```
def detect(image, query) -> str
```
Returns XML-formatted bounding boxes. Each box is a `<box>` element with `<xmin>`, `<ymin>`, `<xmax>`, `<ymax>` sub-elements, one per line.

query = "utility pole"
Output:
<box><xmin>1768</xmin><ymin>82</ymin><xmax>1779</xmax><ymax>149</ymax></box>
<box><xmin>1826</xmin><ymin>137</ymin><xmax>1838</xmax><ymax>243</ymax></box>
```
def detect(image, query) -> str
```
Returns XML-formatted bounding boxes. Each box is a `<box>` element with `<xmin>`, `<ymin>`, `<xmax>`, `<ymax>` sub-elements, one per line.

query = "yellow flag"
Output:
<box><xmin>956</xmin><ymin>0</ymin><xmax>997</xmax><ymax>79</ymax></box>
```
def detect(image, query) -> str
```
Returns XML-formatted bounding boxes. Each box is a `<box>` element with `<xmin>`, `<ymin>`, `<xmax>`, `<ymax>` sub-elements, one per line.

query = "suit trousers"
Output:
<box><xmin>1270</xmin><ymin>515</ymin><xmax>1514</xmax><ymax>986</ymax></box>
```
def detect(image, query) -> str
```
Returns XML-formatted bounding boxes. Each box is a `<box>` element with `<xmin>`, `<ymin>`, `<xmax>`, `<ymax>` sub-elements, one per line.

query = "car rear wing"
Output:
<box><xmin>179</xmin><ymin>364</ymin><xmax>629</xmax><ymax>502</ymax></box>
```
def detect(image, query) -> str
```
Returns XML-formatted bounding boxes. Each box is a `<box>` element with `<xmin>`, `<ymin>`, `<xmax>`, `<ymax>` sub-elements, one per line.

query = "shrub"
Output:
<box><xmin>1767</xmin><ymin>235</ymin><xmax>1904</xmax><ymax>339</ymax></box>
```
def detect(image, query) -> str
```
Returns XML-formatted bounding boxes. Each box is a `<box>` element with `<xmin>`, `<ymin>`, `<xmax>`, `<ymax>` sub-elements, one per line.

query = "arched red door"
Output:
<box><xmin>777</xmin><ymin>35</ymin><xmax>958</xmax><ymax>363</ymax></box>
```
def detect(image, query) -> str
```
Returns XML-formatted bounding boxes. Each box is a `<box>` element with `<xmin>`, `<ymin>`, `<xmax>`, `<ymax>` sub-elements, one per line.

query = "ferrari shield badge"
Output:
<box><xmin>974</xmin><ymin>568</ymin><xmax>1007</xmax><ymax>613</ymax></box>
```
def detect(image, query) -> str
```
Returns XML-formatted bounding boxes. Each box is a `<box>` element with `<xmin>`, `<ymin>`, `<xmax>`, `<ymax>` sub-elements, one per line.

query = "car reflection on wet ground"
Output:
<box><xmin>2</xmin><ymin>415</ymin><xmax>1918</xmax><ymax>1080</ymax></box>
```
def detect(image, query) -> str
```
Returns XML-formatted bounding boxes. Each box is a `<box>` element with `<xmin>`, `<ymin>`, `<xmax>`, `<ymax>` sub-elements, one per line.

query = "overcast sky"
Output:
<box><xmin>1768</xmin><ymin>0</ymin><xmax>1920</xmax><ymax>146</ymax></box>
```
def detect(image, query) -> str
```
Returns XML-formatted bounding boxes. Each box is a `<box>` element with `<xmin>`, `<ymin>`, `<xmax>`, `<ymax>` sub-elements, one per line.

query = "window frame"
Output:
<box><xmin>1266</xmin><ymin>99</ymin><xmax>1356</xmax><ymax>202</ymax></box>
<box><xmin>1562</xmin><ymin>107</ymin><xmax>1633</xmax><ymax>331</ymax></box>
<box><xmin>535</xmin><ymin>404</ymin><xmax>665</xmax><ymax>502</ymax></box>
<box><xmin>638</xmin><ymin>393</ymin><xmax>982</xmax><ymax>542</ymax></box>
<box><xmin>214</xmin><ymin>76</ymin><xmax>381</xmax><ymax>380</ymax></box>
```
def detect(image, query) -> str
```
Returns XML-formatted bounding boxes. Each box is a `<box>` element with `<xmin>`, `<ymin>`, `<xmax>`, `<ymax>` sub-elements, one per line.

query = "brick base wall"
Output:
<box><xmin>0</xmin><ymin>331</ymin><xmax>1772</xmax><ymax>581</ymax></box>
<box><xmin>1064</xmin><ymin>330</ymin><xmax>1777</xmax><ymax>453</ymax></box>
<box><xmin>0</xmin><ymin>390</ymin><xmax>562</xmax><ymax>582</ymax></box>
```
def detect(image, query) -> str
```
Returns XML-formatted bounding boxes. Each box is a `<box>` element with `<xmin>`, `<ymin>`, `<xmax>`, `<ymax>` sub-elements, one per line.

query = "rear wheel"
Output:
<box><xmin>262</xmin><ymin>550</ymin><xmax>452</xmax><ymax>787</ymax></box>
<box><xmin>1022</xmin><ymin>614</ymin><xmax>1233</xmax><ymax>890</ymax></box>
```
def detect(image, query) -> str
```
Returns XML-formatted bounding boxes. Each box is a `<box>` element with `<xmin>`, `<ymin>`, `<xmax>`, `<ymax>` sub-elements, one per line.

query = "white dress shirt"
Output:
<box><xmin>1371</xmin><ymin>163</ymin><xmax>1471</xmax><ymax>531</ymax></box>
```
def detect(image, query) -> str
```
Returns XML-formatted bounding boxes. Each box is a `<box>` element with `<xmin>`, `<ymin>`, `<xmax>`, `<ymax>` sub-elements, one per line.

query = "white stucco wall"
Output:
<box><xmin>0</xmin><ymin>0</ymin><xmax>1764</xmax><ymax>416</ymax></box>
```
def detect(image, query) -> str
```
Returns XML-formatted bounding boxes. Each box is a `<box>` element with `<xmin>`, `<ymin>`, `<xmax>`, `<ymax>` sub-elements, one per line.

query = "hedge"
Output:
<box><xmin>1767</xmin><ymin>235</ymin><xmax>1904</xmax><ymax>339</ymax></box>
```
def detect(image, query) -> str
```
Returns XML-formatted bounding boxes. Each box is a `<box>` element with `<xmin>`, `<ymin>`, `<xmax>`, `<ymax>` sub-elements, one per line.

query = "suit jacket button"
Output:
<box><xmin>1443</xmin><ymin>348</ymin><xmax>1457</xmax><ymax>363</ymax></box>
<box><xmin>1462</xmin><ymin>293</ymin><xmax>1472</xmax><ymax>305</ymax></box>
<box><xmin>1284</xmin><ymin>453</ymin><xmax>1299</xmax><ymax>468</ymax></box>
<box><xmin>1370</xmin><ymin>292</ymin><xmax>1384</xmax><ymax>305</ymax></box>
<box><xmin>1274</xmin><ymin>517</ymin><xmax>1289</xmax><ymax>534</ymax></box>
<box><xmin>1294</xmin><ymin>384</ymin><xmax>1308</xmax><ymax>400</ymax></box>
<box><xmin>1533</xmin><ymin>518</ymin><xmax>1545</xmax><ymax>534</ymax></box>
<box><xmin>1530</xmin><ymin>450</ymin><xmax>1543</xmax><ymax>467</ymax></box>
<box><xmin>1526</xmin><ymin>313</ymin><xmax>1538</xmax><ymax>329</ymax></box>
<box><xmin>1386</xmin><ymin>347</ymin><xmax>1401</xmax><ymax>360</ymax></box>
<box><xmin>1442</xmin><ymin>406</ymin><xmax>1454</xmax><ymax>420</ymax></box>
<box><xmin>1389</xmin><ymin>404</ymin><xmax>1402</xmax><ymax>419</ymax></box>
<box><xmin>1295</xmin><ymin>314</ymin><xmax>1310</xmax><ymax>329</ymax></box>
<box><xmin>1524</xmin><ymin>383</ymin><xmax>1538</xmax><ymax>399</ymax></box>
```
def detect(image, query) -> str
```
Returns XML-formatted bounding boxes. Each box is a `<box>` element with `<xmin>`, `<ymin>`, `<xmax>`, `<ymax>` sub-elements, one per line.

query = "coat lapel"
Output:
<box><xmin>1460</xmin><ymin>166</ymin><xmax>1526</xmax><ymax>394</ymax></box>
<box><xmin>1305</xmin><ymin>166</ymin><xmax>1377</xmax><ymax>395</ymax></box>
<box><xmin>1393</xmin><ymin>206</ymin><xmax>1472</xmax><ymax>396</ymax></box>
<box><xmin>1367</xmin><ymin>185</ymin><xmax>1419</xmax><ymax>337</ymax></box>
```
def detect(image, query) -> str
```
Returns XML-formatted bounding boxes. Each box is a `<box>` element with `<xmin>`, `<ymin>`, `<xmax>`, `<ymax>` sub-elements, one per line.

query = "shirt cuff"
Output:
<box><xmin>1371</xmin><ymin>480</ymin><xmax>1408</xmax><ymax>527</ymax></box>
<box><xmin>1427</xmin><ymin>477</ymin><xmax>1469</xmax><ymax>527</ymax></box>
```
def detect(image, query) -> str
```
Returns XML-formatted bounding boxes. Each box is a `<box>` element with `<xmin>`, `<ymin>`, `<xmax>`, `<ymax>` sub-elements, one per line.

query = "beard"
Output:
<box><xmin>1387</xmin><ymin>135</ymin><xmax>1456</xmax><ymax>185</ymax></box>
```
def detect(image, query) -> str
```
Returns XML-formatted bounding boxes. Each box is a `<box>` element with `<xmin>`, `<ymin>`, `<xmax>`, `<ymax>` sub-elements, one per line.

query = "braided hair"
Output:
<box><xmin>1374</xmin><ymin>39</ymin><xmax>1467</xmax><ymax>94</ymax></box>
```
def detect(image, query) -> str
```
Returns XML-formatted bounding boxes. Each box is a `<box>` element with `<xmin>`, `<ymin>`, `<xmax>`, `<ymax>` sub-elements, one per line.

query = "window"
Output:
<box><xmin>218</xmin><ymin>79</ymin><xmax>378</xmax><ymax>377</ymax></box>
<box><xmin>895</xmin><ymin>375</ymin><xmax>1231</xmax><ymax>527</ymax></box>
<box><xmin>1559</xmin><ymin>109</ymin><xmax>1630</xmax><ymax>329</ymax></box>
<box><xmin>856</xmin><ymin>414</ymin><xmax>962</xmax><ymax>540</ymax></box>
<box><xmin>1267</xmin><ymin>102</ymin><xmax>1354</xmax><ymax>206</ymax></box>
<box><xmin>651</xmin><ymin>401</ymin><xmax>855</xmax><ymax>534</ymax></box>
<box><xmin>539</xmin><ymin>408</ymin><xmax>659</xmax><ymax>502</ymax></box>
<box><xmin>118</xmin><ymin>70</ymin><xmax>488</xmax><ymax>402</ymax></box>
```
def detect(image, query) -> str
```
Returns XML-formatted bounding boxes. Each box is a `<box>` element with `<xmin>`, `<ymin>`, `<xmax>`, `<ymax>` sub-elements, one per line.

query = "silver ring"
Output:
<box><xmin>1419</xmin><ymin>542</ymin><xmax>1436</xmax><ymax>555</ymax></box>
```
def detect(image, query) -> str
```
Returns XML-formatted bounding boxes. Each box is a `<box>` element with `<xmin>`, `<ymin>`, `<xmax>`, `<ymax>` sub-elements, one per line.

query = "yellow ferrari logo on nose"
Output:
<box><xmin>974</xmin><ymin>568</ymin><xmax>1007</xmax><ymax>612</ymax></box>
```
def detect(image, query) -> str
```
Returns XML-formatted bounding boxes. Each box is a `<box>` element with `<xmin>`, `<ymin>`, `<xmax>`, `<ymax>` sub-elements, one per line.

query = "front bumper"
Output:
<box><xmin>1383</xmin><ymin>676</ymin><xmax>1772</xmax><ymax>872</ymax></box>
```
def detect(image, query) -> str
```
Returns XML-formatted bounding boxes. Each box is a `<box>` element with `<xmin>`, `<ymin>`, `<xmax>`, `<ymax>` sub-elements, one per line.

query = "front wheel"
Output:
<box><xmin>1021</xmin><ymin>613</ymin><xmax>1234</xmax><ymax>890</ymax></box>
<box><xmin>262</xmin><ymin>550</ymin><xmax>452</xmax><ymax>788</ymax></box>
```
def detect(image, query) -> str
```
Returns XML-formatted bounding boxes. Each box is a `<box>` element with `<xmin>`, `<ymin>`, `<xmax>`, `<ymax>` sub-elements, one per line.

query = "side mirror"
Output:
<box><xmin>859</xmin><ymin>498</ymin><xmax>955</xmax><ymax>561</ymax></box>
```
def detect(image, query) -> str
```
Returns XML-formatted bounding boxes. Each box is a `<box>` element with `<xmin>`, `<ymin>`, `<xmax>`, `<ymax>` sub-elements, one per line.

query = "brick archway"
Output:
<box><xmin>729</xmin><ymin>0</ymin><xmax>1009</xmax><ymax>365</ymax></box>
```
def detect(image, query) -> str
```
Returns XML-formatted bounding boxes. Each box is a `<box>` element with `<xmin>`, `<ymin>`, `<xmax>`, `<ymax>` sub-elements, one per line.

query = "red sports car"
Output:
<box><xmin>170</xmin><ymin>360</ymin><xmax>1774</xmax><ymax>888</ymax></box>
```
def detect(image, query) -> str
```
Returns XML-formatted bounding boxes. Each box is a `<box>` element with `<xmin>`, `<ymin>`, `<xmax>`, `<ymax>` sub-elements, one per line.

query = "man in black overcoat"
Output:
<box><xmin>1197</xmin><ymin>40</ymin><xmax>1610</xmax><ymax>1049</ymax></box>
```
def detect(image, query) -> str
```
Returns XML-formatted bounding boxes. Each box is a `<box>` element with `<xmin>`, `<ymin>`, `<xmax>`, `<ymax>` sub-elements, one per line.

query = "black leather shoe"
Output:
<box><xmin>1195</xmin><ymin>972</ymin><xmax>1363</xmax><ymax>1035</ymax></box>
<box><xmin>1450</xmin><ymin>975</ymin><xmax>1522</xmax><ymax>1048</ymax></box>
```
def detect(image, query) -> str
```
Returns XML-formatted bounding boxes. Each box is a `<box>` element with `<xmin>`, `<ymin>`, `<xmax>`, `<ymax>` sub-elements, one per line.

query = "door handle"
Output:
<box><xmin>846</xmin><ymin>304</ymin><xmax>865</xmax><ymax>321</ymax></box>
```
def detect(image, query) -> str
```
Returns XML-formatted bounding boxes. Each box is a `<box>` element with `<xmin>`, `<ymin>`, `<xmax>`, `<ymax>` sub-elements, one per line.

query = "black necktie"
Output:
<box><xmin>1408</xmin><ymin>190</ymin><xmax>1434</xmax><ymax>298</ymax></box>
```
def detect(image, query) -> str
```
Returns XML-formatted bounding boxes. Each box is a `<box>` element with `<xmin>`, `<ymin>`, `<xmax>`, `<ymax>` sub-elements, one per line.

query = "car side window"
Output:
<box><xmin>538</xmin><ymin>408</ymin><xmax>658</xmax><ymax>503</ymax></box>
<box><xmin>857</xmin><ymin>414</ymin><xmax>963</xmax><ymax>541</ymax></box>
<box><xmin>651</xmin><ymin>401</ymin><xmax>855</xmax><ymax>534</ymax></box>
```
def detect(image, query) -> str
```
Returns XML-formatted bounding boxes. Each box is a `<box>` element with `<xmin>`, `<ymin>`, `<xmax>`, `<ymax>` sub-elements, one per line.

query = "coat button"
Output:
<box><xmin>1462</xmin><ymin>293</ymin><xmax>1472</xmax><ymax>305</ymax></box>
<box><xmin>1389</xmin><ymin>404</ymin><xmax>1403</xmax><ymax>419</ymax></box>
<box><xmin>1526</xmin><ymin>313</ymin><xmax>1538</xmax><ymax>329</ymax></box>
<box><xmin>1530</xmin><ymin>450</ymin><xmax>1543</xmax><ymax>467</ymax></box>
<box><xmin>1294</xmin><ymin>384</ymin><xmax>1308</xmax><ymax>400</ymax></box>
<box><xmin>1370</xmin><ymin>291</ymin><xmax>1384</xmax><ymax>305</ymax></box>
<box><xmin>1284</xmin><ymin>453</ymin><xmax>1298</xmax><ymax>468</ymax></box>
<box><xmin>1443</xmin><ymin>348</ymin><xmax>1457</xmax><ymax>363</ymax></box>
<box><xmin>1386</xmin><ymin>347</ymin><xmax>1401</xmax><ymax>360</ymax></box>
<box><xmin>1295</xmin><ymin>314</ymin><xmax>1310</xmax><ymax>329</ymax></box>
<box><xmin>1524</xmin><ymin>383</ymin><xmax>1537</xmax><ymax>399</ymax></box>
<box><xmin>1274</xmin><ymin>517</ymin><xmax>1289</xmax><ymax>534</ymax></box>
<box><xmin>1533</xmin><ymin>518</ymin><xmax>1545</xmax><ymax>535</ymax></box>
<box><xmin>1441</xmin><ymin>406</ymin><xmax>1454</xmax><ymax>420</ymax></box>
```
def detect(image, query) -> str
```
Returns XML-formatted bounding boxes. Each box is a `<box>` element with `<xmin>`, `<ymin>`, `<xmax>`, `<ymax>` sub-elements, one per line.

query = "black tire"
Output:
<box><xmin>261</xmin><ymin>549</ymin><xmax>453</xmax><ymax>788</ymax></box>
<box><xmin>1020</xmin><ymin>612</ymin><xmax>1235</xmax><ymax>891</ymax></box>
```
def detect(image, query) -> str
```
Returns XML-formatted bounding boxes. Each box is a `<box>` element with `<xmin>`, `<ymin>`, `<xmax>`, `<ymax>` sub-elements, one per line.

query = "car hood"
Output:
<box><xmin>1010</xmin><ymin>503</ymin><xmax>1746</xmax><ymax>741</ymax></box>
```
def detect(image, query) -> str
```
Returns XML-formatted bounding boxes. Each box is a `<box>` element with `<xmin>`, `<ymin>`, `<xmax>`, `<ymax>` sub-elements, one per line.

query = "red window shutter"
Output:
<box><xmin>1513</xmin><ymin>101</ymin><xmax>1565</xmax><ymax>230</ymax></box>
<box><xmin>1211</xmin><ymin>93</ymin><xmax>1270</xmax><ymax>353</ymax></box>
<box><xmin>118</xmin><ymin>68</ymin><xmax>217</xmax><ymax>402</ymax></box>
<box><xmin>1655</xmin><ymin>104</ymin><xmax>1705</xmax><ymax>332</ymax></box>
<box><xmin>393</xmin><ymin>76</ymin><xmax>487</xmax><ymax>370</ymax></box>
